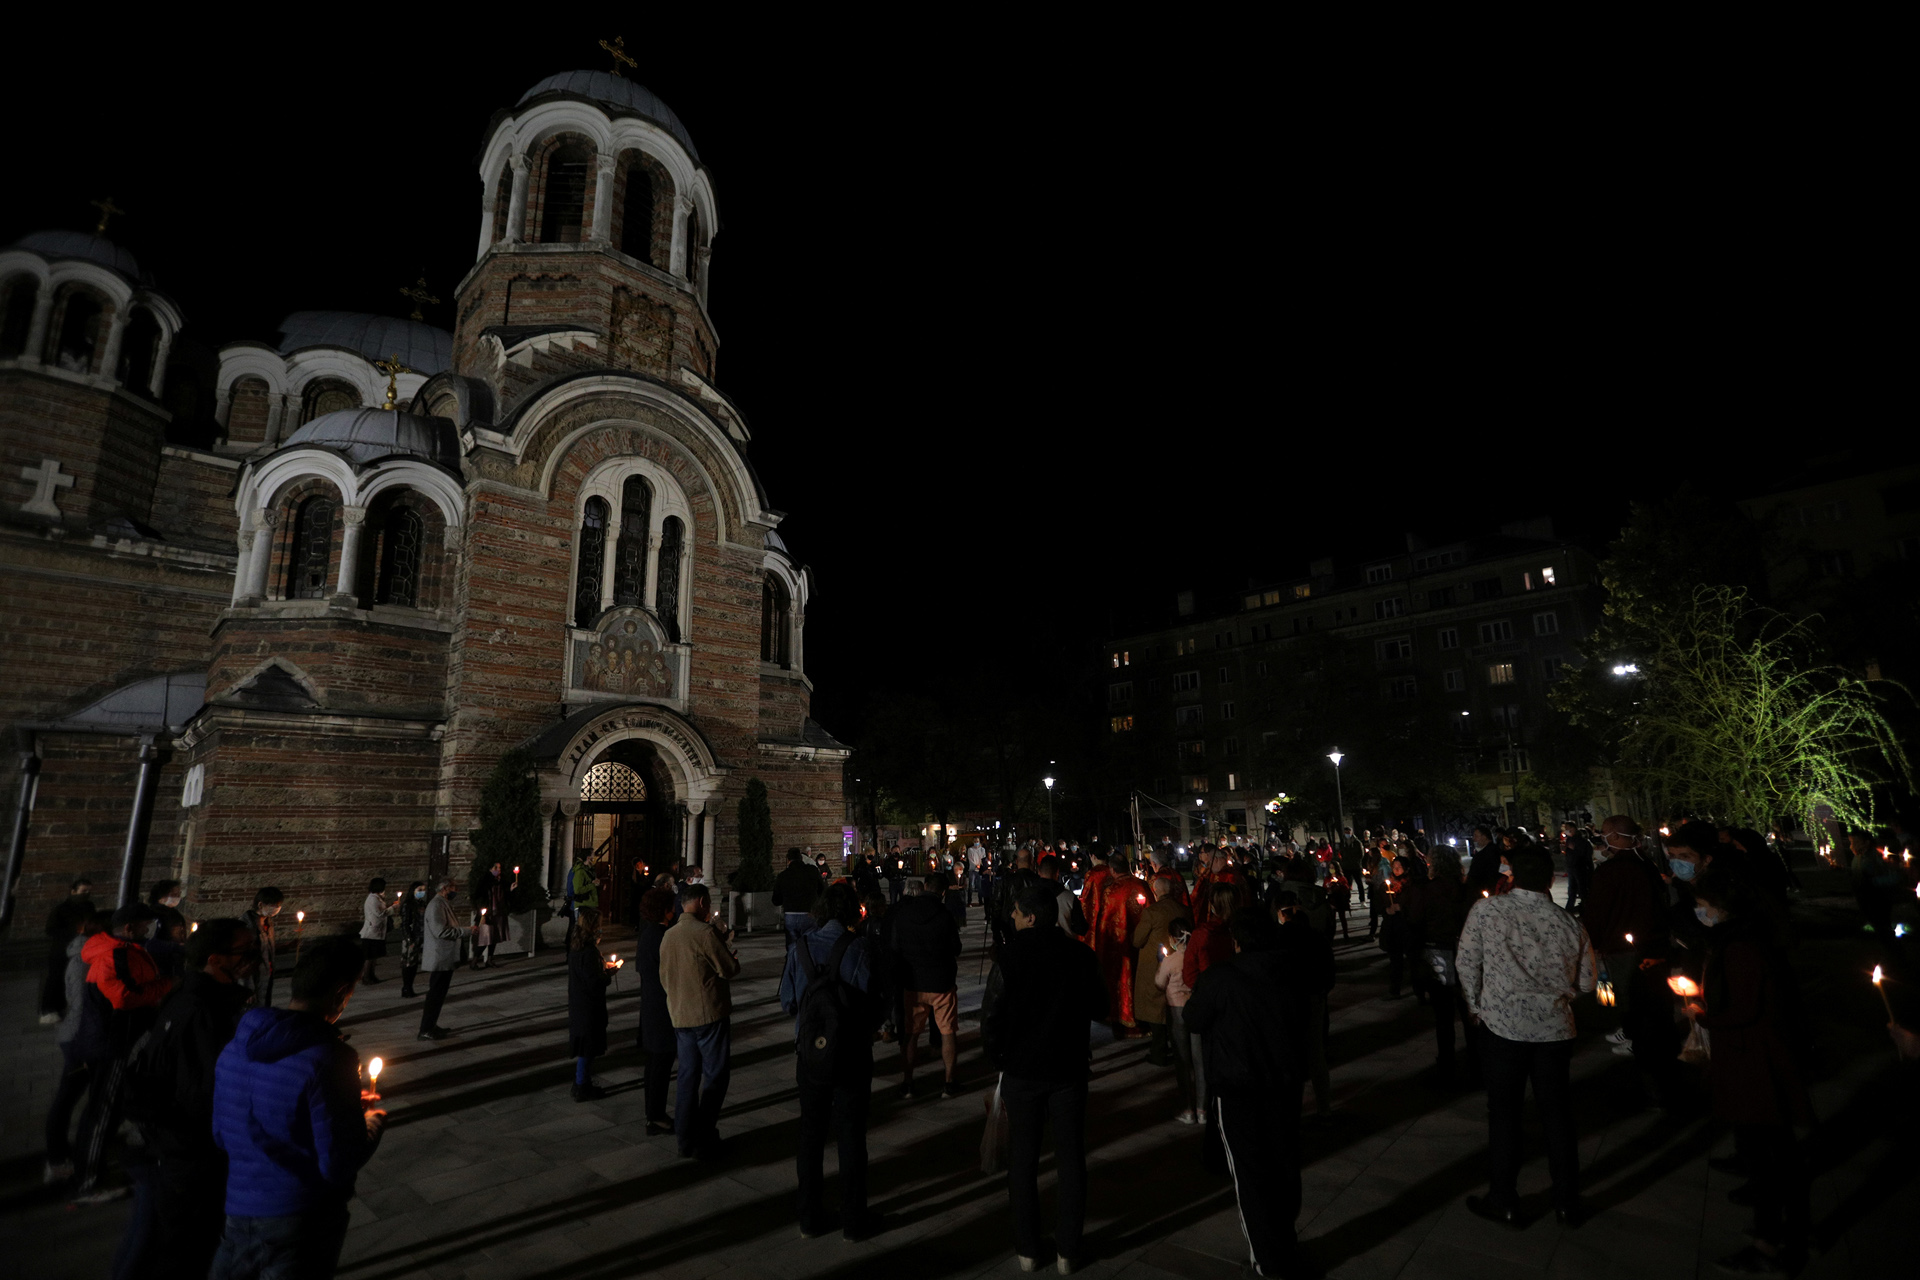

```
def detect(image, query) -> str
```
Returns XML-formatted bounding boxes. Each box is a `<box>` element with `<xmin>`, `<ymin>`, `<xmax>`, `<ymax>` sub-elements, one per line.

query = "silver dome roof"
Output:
<box><xmin>280</xmin><ymin>408</ymin><xmax>457</xmax><ymax>466</ymax></box>
<box><xmin>11</xmin><ymin>230</ymin><xmax>146</xmax><ymax>283</ymax></box>
<box><xmin>276</xmin><ymin>312</ymin><xmax>453</xmax><ymax>375</ymax></box>
<box><xmin>518</xmin><ymin>71</ymin><xmax>700</xmax><ymax>161</ymax></box>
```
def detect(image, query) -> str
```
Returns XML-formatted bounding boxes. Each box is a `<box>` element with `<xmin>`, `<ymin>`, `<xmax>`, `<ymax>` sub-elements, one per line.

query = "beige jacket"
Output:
<box><xmin>658</xmin><ymin>913</ymin><xmax>741</xmax><ymax>1028</ymax></box>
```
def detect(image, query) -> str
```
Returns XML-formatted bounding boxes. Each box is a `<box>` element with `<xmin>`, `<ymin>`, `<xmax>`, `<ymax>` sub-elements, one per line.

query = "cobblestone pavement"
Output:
<box><xmin>1</xmin><ymin>878</ymin><xmax>1912</xmax><ymax>1279</ymax></box>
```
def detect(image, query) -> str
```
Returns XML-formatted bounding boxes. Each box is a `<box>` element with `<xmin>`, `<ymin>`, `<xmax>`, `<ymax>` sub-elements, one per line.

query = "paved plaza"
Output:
<box><xmin>1</xmin><ymin>880</ymin><xmax>1913</xmax><ymax>1280</ymax></box>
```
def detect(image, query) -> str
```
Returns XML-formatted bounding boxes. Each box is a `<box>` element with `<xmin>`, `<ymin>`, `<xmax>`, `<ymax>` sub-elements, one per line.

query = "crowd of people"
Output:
<box><xmin>28</xmin><ymin>811</ymin><xmax>1917</xmax><ymax>1280</ymax></box>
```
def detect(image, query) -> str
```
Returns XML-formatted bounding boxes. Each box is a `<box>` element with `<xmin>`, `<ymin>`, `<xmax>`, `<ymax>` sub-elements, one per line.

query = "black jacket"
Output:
<box><xmin>634</xmin><ymin>920</ymin><xmax>674</xmax><ymax>1053</ymax></box>
<box><xmin>987</xmin><ymin>924</ymin><xmax>1106</xmax><ymax>1083</ymax></box>
<box><xmin>568</xmin><ymin>946</ymin><xmax>612</xmax><ymax>1058</ymax></box>
<box><xmin>772</xmin><ymin>863</ymin><xmax>823</xmax><ymax>914</ymax></box>
<box><xmin>128</xmin><ymin>970</ymin><xmax>251</xmax><ymax>1159</ymax></box>
<box><xmin>889</xmin><ymin>893</ymin><xmax>961</xmax><ymax>993</ymax></box>
<box><xmin>1184</xmin><ymin>948</ymin><xmax>1308</xmax><ymax>1096</ymax></box>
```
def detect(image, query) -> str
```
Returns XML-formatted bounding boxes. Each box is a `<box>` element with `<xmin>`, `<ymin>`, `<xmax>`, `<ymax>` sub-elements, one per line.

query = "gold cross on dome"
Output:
<box><xmin>90</xmin><ymin>196</ymin><xmax>125</xmax><ymax>235</ymax></box>
<box><xmin>373</xmin><ymin>354</ymin><xmax>414</xmax><ymax>411</ymax></box>
<box><xmin>398</xmin><ymin>274</ymin><xmax>441</xmax><ymax>321</ymax></box>
<box><xmin>599</xmin><ymin>35</ymin><xmax>637</xmax><ymax>77</ymax></box>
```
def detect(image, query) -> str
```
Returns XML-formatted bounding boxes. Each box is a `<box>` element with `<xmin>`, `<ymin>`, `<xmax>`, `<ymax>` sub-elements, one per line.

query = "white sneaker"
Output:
<box><xmin>1611</xmin><ymin>1044</ymin><xmax>1635</xmax><ymax>1057</ymax></box>
<box><xmin>42</xmin><ymin>1160</ymin><xmax>72</xmax><ymax>1185</ymax></box>
<box><xmin>1605</xmin><ymin>1029</ymin><xmax>1630</xmax><ymax>1046</ymax></box>
<box><xmin>1174</xmin><ymin>1109</ymin><xmax>1199</xmax><ymax>1126</ymax></box>
<box><xmin>39</xmin><ymin>1012</ymin><xmax>60</xmax><ymax>1026</ymax></box>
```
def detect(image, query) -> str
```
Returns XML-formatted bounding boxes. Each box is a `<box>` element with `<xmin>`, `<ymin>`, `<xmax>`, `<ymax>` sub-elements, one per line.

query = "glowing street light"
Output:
<box><xmin>1327</xmin><ymin>749</ymin><xmax>1346</xmax><ymax>835</ymax></box>
<box><xmin>1611</xmin><ymin>663</ymin><xmax>1641</xmax><ymax>676</ymax></box>
<box><xmin>1043</xmin><ymin>768</ymin><xmax>1056</xmax><ymax>846</ymax></box>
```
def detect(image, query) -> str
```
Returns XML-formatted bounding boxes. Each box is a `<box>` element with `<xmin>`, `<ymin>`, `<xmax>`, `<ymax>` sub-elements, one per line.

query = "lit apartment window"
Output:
<box><xmin>1110</xmin><ymin>652</ymin><xmax>1121</xmax><ymax>668</ymax></box>
<box><xmin>1533</xmin><ymin>611</ymin><xmax>1559</xmax><ymax>636</ymax></box>
<box><xmin>1488</xmin><ymin>662</ymin><xmax>1516</xmax><ymax>685</ymax></box>
<box><xmin>1374</xmin><ymin>597</ymin><xmax>1406</xmax><ymax>620</ymax></box>
<box><xmin>1109</xmin><ymin>716</ymin><xmax>1134</xmax><ymax>733</ymax></box>
<box><xmin>1523</xmin><ymin>572</ymin><xmax>1533</xmax><ymax>591</ymax></box>
<box><xmin>1263</xmin><ymin>590</ymin><xmax>1281</xmax><ymax>606</ymax></box>
<box><xmin>1122</xmin><ymin>651</ymin><xmax>1130</xmax><ymax>665</ymax></box>
<box><xmin>1226</xmin><ymin>773</ymin><xmax>1239</xmax><ymax>791</ymax></box>
<box><xmin>1541</xmin><ymin>566</ymin><xmax>1556</xmax><ymax>586</ymax></box>
<box><xmin>1437</xmin><ymin>628</ymin><xmax>1459</xmax><ymax>650</ymax></box>
<box><xmin>1443</xmin><ymin>669</ymin><xmax>1465</xmax><ymax>692</ymax></box>
<box><xmin>1176</xmin><ymin>637</ymin><xmax>1197</xmax><ymax>656</ymax></box>
<box><xmin>1173</xmin><ymin>670</ymin><xmax>1200</xmax><ymax>692</ymax></box>
<box><xmin>1365</xmin><ymin>564</ymin><xmax>1393</xmax><ymax>583</ymax></box>
<box><xmin>1220</xmin><ymin>701</ymin><xmax>1236</xmax><ymax>720</ymax></box>
<box><xmin>1244</xmin><ymin>594</ymin><xmax>1261</xmax><ymax>610</ymax></box>
<box><xmin>1478</xmin><ymin>620</ymin><xmax>1514</xmax><ymax>643</ymax></box>
<box><xmin>1109</xmin><ymin>682</ymin><xmax>1134</xmax><ymax>703</ymax></box>
<box><xmin>1184</xmin><ymin>776</ymin><xmax>1209</xmax><ymax>794</ymax></box>
<box><xmin>1294</xmin><ymin>584</ymin><xmax>1311</xmax><ymax>598</ymax></box>
<box><xmin>1375</xmin><ymin>636</ymin><xmax>1412</xmax><ymax>661</ymax></box>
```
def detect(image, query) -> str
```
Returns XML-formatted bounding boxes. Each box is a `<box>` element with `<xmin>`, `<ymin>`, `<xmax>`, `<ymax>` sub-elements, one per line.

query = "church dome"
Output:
<box><xmin>280</xmin><ymin>408</ymin><xmax>458</xmax><ymax>466</ymax></box>
<box><xmin>276</xmin><ymin>311</ymin><xmax>453</xmax><ymax>375</ymax></box>
<box><xmin>517</xmin><ymin>71</ymin><xmax>700</xmax><ymax>161</ymax></box>
<box><xmin>10</xmin><ymin>230</ymin><xmax>148</xmax><ymax>283</ymax></box>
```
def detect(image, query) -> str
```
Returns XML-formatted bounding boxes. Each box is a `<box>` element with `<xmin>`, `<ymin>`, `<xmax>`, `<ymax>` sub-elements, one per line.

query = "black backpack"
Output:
<box><xmin>792</xmin><ymin>929</ymin><xmax>858</xmax><ymax>1084</ymax></box>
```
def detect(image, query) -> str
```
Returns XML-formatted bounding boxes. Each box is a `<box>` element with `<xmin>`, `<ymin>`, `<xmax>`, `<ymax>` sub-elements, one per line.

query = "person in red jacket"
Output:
<box><xmin>1093</xmin><ymin>855</ymin><xmax>1151</xmax><ymax>1034</ymax></box>
<box><xmin>1077</xmin><ymin>849</ymin><xmax>1113</xmax><ymax>945</ymax></box>
<box><xmin>71</xmin><ymin>904</ymin><xmax>175</xmax><ymax>1204</ymax></box>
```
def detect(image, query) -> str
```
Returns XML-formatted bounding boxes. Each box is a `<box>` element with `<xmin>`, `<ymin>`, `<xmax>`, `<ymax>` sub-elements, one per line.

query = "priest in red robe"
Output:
<box><xmin>1147</xmin><ymin>849</ymin><xmax>1190</xmax><ymax>911</ymax></box>
<box><xmin>1094</xmin><ymin>853</ymin><xmax>1151</xmax><ymax>1032</ymax></box>
<box><xmin>1077</xmin><ymin>848</ymin><xmax>1113</xmax><ymax>946</ymax></box>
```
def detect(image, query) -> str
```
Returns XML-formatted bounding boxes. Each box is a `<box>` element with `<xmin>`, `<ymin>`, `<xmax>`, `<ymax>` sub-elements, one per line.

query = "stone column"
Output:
<box><xmin>591</xmin><ymin>152</ymin><xmax>617</xmax><ymax>243</ymax></box>
<box><xmin>538</xmin><ymin>805</ymin><xmax>555</xmax><ymax>894</ymax></box>
<box><xmin>671</xmin><ymin>199</ymin><xmax>692</xmax><ymax>277</ymax></box>
<box><xmin>335</xmin><ymin>506</ymin><xmax>368</xmax><ymax>604</ymax></box>
<box><xmin>265</xmin><ymin>394</ymin><xmax>289</xmax><ymax>448</ymax></box>
<box><xmin>243</xmin><ymin>510</ymin><xmax>278</xmax><ymax>601</ymax></box>
<box><xmin>684</xmin><ymin>800</ymin><xmax>703</xmax><ymax>868</ymax></box>
<box><xmin>149</xmin><ymin>328</ymin><xmax>173</xmax><ymax>399</ymax></box>
<box><xmin>703</xmin><ymin>808</ymin><xmax>718</xmax><ymax>879</ymax></box>
<box><xmin>505</xmin><ymin>154</ymin><xmax>531</xmax><ymax>245</ymax></box>
<box><xmin>99</xmin><ymin>304</ymin><xmax>129</xmax><ymax>379</ymax></box>
<box><xmin>599</xmin><ymin>524</ymin><xmax>619</xmax><ymax>612</ymax></box>
<box><xmin>231</xmin><ymin>527</ymin><xmax>255</xmax><ymax>604</ymax></box>
<box><xmin>476</xmin><ymin>170</ymin><xmax>499</xmax><ymax>257</ymax></box>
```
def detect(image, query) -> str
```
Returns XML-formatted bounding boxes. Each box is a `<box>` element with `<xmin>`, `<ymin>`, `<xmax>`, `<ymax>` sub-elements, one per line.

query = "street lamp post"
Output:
<box><xmin>1043</xmin><ymin>771</ymin><xmax>1056</xmax><ymax>847</ymax></box>
<box><xmin>1327</xmin><ymin>749</ymin><xmax>1345</xmax><ymax>837</ymax></box>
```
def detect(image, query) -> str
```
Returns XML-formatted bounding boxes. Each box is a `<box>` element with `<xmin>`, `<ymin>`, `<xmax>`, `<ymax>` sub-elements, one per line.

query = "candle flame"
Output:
<box><xmin>1873</xmin><ymin>965</ymin><xmax>1885</xmax><ymax>985</ymax></box>
<box><xmin>190</xmin><ymin>921</ymin><xmax>199</xmax><ymax>932</ymax></box>
<box><xmin>296</xmin><ymin>911</ymin><xmax>304</xmax><ymax>922</ymax></box>
<box><xmin>1625</xmin><ymin>932</ymin><xmax>1634</xmax><ymax>945</ymax></box>
<box><xmin>1667</xmin><ymin>975</ymin><xmax>1700</xmax><ymax>997</ymax></box>
<box><xmin>368</xmin><ymin>1056</ymin><xmax>383</xmax><ymax>1081</ymax></box>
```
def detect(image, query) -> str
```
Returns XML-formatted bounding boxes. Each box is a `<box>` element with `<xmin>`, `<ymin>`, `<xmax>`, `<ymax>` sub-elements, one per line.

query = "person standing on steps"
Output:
<box><xmin>567</xmin><ymin>908</ymin><xmax>617</xmax><ymax>1101</ymax></box>
<box><xmin>40</xmin><ymin>877</ymin><xmax>96</xmax><ymax>1025</ymax></box>
<box><xmin>890</xmin><ymin>871</ymin><xmax>962</xmax><ymax>1099</ymax></box>
<box><xmin>396</xmin><ymin>882</ymin><xmax>427</xmax><ymax>997</ymax></box>
<box><xmin>416</xmin><ymin>879</ymin><xmax>462</xmax><ymax>1041</ymax></box>
<box><xmin>242</xmin><ymin>888</ymin><xmax>284</xmax><ymax>1008</ymax></box>
<box><xmin>634</xmin><ymin>888</ymin><xmax>677</xmax><ymax>1136</ymax></box>
<box><xmin>658</xmin><ymin>882</ymin><xmax>739</xmax><ymax>1159</ymax></box>
<box><xmin>357</xmin><ymin>878</ymin><xmax>389</xmax><ymax>985</ymax></box>
<box><xmin>471</xmin><ymin>862</ymin><xmax>516</xmax><ymax>969</ymax></box>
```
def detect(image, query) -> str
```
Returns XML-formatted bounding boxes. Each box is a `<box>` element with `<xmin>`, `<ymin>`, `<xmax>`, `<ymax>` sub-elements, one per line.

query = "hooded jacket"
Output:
<box><xmin>73</xmin><ymin>931</ymin><xmax>173</xmax><ymax>1058</ymax></box>
<box><xmin>1183</xmin><ymin>948</ymin><xmax>1309</xmax><ymax>1097</ymax></box>
<box><xmin>128</xmin><ymin>970</ymin><xmax>251</xmax><ymax>1158</ymax></box>
<box><xmin>212</xmin><ymin>1006</ymin><xmax>379</xmax><ymax>1216</ymax></box>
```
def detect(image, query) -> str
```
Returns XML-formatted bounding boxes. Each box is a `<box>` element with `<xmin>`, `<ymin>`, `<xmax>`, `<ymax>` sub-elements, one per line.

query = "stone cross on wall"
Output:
<box><xmin>19</xmin><ymin>458</ymin><xmax>74</xmax><ymax>517</ymax></box>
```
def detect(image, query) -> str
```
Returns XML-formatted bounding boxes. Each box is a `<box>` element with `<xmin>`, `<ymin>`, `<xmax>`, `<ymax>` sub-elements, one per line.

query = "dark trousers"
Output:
<box><xmin>674</xmin><ymin>1019</ymin><xmax>731</xmax><ymax>1155</ymax></box>
<box><xmin>114</xmin><ymin>1150</ymin><xmax>226</xmax><ymax>1280</ymax></box>
<box><xmin>1166</xmin><ymin>1006</ymin><xmax>1196</xmax><ymax>1108</ymax></box>
<box><xmin>209</xmin><ymin>1203</ymin><xmax>350</xmax><ymax>1280</ymax></box>
<box><xmin>1482</xmin><ymin>1032</ymin><xmax>1578</xmax><ymax>1211</ymax></box>
<box><xmin>45</xmin><ymin>1047</ymin><xmax>90</xmax><ymax>1164</ymax></box>
<box><xmin>1734</xmin><ymin>1123</ymin><xmax>1807</xmax><ymax>1252</ymax></box>
<box><xmin>400</xmin><ymin>963</ymin><xmax>419</xmax><ymax>996</ymax></box>
<box><xmin>75</xmin><ymin>1055</ymin><xmax>128</xmax><ymax>1194</ymax></box>
<box><xmin>1144</xmin><ymin>1019</ymin><xmax>1172</xmax><ymax>1064</ymax></box>
<box><xmin>1003</xmin><ymin>1075</ymin><xmax>1088</xmax><ymax>1262</ymax></box>
<box><xmin>644</xmin><ymin>1048</ymin><xmax>674</xmax><ymax>1123</ymax></box>
<box><xmin>1216</xmin><ymin>1092</ymin><xmax>1303</xmax><ymax>1277</ymax></box>
<box><xmin>418</xmin><ymin>969</ymin><xmax>453</xmax><ymax>1033</ymax></box>
<box><xmin>1433</xmin><ymin>984</ymin><xmax>1480</xmax><ymax>1079</ymax></box>
<box><xmin>795</xmin><ymin>1070</ymin><xmax>872</xmax><ymax>1232</ymax></box>
<box><xmin>41</xmin><ymin>941</ymin><xmax>69</xmax><ymax>1015</ymax></box>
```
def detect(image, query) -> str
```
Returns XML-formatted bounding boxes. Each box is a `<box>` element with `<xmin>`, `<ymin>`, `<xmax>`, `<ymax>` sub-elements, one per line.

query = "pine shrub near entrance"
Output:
<box><xmin>469</xmin><ymin>747</ymin><xmax>545</xmax><ymax>905</ymax></box>
<box><xmin>733</xmin><ymin>777</ymin><xmax>774</xmax><ymax>893</ymax></box>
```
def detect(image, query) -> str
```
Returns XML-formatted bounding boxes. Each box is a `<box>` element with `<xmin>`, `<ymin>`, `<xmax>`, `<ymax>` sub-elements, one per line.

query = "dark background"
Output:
<box><xmin>2</xmin><ymin>18</ymin><xmax>1898</xmax><ymax>742</ymax></box>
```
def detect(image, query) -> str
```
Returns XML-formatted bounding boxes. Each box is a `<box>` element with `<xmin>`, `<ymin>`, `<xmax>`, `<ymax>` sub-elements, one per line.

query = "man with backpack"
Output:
<box><xmin>115</xmin><ymin>918</ymin><xmax>260</xmax><ymax>1280</ymax></box>
<box><xmin>777</xmin><ymin>881</ymin><xmax>880</xmax><ymax>1241</ymax></box>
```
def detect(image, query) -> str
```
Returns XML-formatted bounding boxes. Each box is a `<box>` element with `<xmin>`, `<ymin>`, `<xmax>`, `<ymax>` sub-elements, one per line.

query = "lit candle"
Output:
<box><xmin>1667</xmin><ymin>975</ymin><xmax>1700</xmax><ymax>998</ymax></box>
<box><xmin>1625</xmin><ymin>932</ymin><xmax>1634</xmax><ymax>946</ymax></box>
<box><xmin>190</xmin><ymin>921</ymin><xmax>199</xmax><ymax>933</ymax></box>
<box><xmin>367</xmin><ymin>1056</ymin><xmax>383</xmax><ymax>1099</ymax></box>
<box><xmin>1873</xmin><ymin>965</ymin><xmax>1896</xmax><ymax>1021</ymax></box>
<box><xmin>296</xmin><ymin>911</ymin><xmax>305</xmax><ymax>925</ymax></box>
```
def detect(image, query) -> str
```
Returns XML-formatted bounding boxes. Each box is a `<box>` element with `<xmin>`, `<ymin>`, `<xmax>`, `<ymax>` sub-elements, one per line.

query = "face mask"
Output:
<box><xmin>1694</xmin><ymin>904</ymin><xmax>1719</xmax><ymax>927</ymax></box>
<box><xmin>1670</xmin><ymin>859</ymin><xmax>1697</xmax><ymax>882</ymax></box>
<box><xmin>162</xmin><ymin>894</ymin><xmax>182</xmax><ymax>907</ymax></box>
<box><xmin>1499</xmin><ymin>862</ymin><xmax>1512</xmax><ymax>879</ymax></box>
<box><xmin>414</xmin><ymin>890</ymin><xmax>427</xmax><ymax>900</ymax></box>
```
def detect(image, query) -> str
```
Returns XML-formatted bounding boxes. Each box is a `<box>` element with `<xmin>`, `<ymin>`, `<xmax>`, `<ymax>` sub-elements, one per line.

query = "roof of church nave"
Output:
<box><xmin>8</xmin><ymin>229</ymin><xmax>152</xmax><ymax>285</ymax></box>
<box><xmin>514</xmin><ymin>71</ymin><xmax>701</xmax><ymax>162</ymax></box>
<box><xmin>270</xmin><ymin>311</ymin><xmax>453</xmax><ymax>376</ymax></box>
<box><xmin>280</xmin><ymin>406</ymin><xmax>460</xmax><ymax>468</ymax></box>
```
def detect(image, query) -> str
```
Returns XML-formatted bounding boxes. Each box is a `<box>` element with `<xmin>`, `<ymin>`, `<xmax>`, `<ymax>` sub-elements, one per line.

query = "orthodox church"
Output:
<box><xmin>0</xmin><ymin>69</ymin><xmax>847</xmax><ymax>934</ymax></box>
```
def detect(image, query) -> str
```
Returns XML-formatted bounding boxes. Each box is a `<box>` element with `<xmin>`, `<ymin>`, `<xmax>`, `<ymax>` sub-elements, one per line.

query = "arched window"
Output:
<box><xmin>575</xmin><ymin>496</ymin><xmax>610</xmax><ymax>626</ymax></box>
<box><xmin>540</xmin><ymin>142</ymin><xmax>593</xmax><ymax>245</ymax></box>
<box><xmin>287</xmin><ymin>496</ymin><xmax>335</xmax><ymax>599</ymax></box>
<box><xmin>116</xmin><ymin>307</ymin><xmax>162</xmax><ymax>394</ymax></box>
<box><xmin>0</xmin><ymin>276</ymin><xmax>37</xmax><ymax>358</ymax></box>
<box><xmin>621</xmin><ymin>165</ymin><xmax>655</xmax><ymax>265</ymax></box>
<box><xmin>655</xmin><ymin>516</ymin><xmax>684</xmax><ymax>643</ymax></box>
<box><xmin>613</xmin><ymin>476</ymin><xmax>653</xmax><ymax>606</ymax></box>
<box><xmin>374</xmin><ymin>506</ymin><xmax>424</xmax><ymax>607</ymax></box>
<box><xmin>684</xmin><ymin>207</ymin><xmax>703</xmax><ymax>285</ymax></box>
<box><xmin>581</xmin><ymin>761</ymin><xmax>647</xmax><ymax>802</ymax></box>
<box><xmin>761</xmin><ymin>572</ymin><xmax>791</xmax><ymax>666</ymax></box>
<box><xmin>52</xmin><ymin>291</ymin><xmax>103</xmax><ymax>372</ymax></box>
<box><xmin>301</xmin><ymin>379</ymin><xmax>359</xmax><ymax>423</ymax></box>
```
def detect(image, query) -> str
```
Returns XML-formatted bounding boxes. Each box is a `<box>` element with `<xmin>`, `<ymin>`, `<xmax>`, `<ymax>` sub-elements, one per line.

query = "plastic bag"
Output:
<box><xmin>979</xmin><ymin>1073</ymin><xmax>1010</xmax><ymax>1175</ymax></box>
<box><xmin>1680</xmin><ymin>1020</ymin><xmax>1711</xmax><ymax>1065</ymax></box>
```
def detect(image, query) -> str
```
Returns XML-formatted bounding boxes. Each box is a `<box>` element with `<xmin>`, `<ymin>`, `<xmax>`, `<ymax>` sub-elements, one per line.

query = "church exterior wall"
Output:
<box><xmin>2</xmin><ymin>369</ymin><xmax>169</xmax><ymax>528</ymax></box>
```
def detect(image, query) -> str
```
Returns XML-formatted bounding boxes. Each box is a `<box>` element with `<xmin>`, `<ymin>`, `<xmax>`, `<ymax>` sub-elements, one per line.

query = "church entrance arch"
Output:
<box><xmin>571</xmin><ymin>744</ymin><xmax>677</xmax><ymax>926</ymax></box>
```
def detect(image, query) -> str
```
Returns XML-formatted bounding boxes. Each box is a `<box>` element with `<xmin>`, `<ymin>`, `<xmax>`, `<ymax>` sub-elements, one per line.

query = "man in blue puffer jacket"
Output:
<box><xmin>209</xmin><ymin>935</ymin><xmax>385</xmax><ymax>1280</ymax></box>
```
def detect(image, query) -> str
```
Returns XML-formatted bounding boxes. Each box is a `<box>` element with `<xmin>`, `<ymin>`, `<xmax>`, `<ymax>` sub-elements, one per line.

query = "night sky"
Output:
<box><xmin>4</xmin><ymin>19</ymin><xmax>1896</xmax><ymax>739</ymax></box>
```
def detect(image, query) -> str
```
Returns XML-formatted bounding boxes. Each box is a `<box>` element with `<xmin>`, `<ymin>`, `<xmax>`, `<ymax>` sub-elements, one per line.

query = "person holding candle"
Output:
<box><xmin>1154</xmin><ymin>919</ymin><xmax>1200</xmax><ymax>1122</ymax></box>
<box><xmin>209</xmin><ymin>935</ymin><xmax>385</xmax><ymax>1280</ymax></box>
<box><xmin>1132</xmin><ymin>873</ymin><xmax>1191</xmax><ymax>1067</ymax></box>
<box><xmin>471</xmin><ymin>862</ymin><xmax>516</xmax><ymax>969</ymax></box>
<box><xmin>242</xmin><ymin>888</ymin><xmax>284</xmax><ymax>1009</ymax></box>
<box><xmin>566</xmin><ymin>908</ymin><xmax>616</xmax><ymax>1101</ymax></box>
<box><xmin>1093</xmin><ymin>853</ymin><xmax>1151</xmax><ymax>1038</ymax></box>
<box><xmin>1683</xmin><ymin>869</ymin><xmax>1812</xmax><ymax>1273</ymax></box>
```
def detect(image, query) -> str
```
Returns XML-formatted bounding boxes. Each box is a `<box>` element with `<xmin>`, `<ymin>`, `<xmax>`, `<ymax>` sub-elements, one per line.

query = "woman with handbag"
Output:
<box><xmin>1683</xmin><ymin>870</ymin><xmax>1812</xmax><ymax>1275</ymax></box>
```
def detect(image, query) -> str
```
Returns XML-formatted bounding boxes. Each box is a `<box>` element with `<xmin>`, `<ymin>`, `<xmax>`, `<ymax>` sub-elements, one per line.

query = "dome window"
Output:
<box><xmin>574</xmin><ymin>496</ymin><xmax>610</xmax><ymax>626</ymax></box>
<box><xmin>540</xmin><ymin>142</ymin><xmax>593</xmax><ymax>245</ymax></box>
<box><xmin>621</xmin><ymin>166</ymin><xmax>655</xmax><ymax>265</ymax></box>
<box><xmin>0</xmin><ymin>276</ymin><xmax>37</xmax><ymax>358</ymax></box>
<box><xmin>684</xmin><ymin>206</ymin><xmax>703</xmax><ymax>285</ymax></box>
<box><xmin>613</xmin><ymin>476</ymin><xmax>653</xmax><ymax>606</ymax></box>
<box><xmin>288</xmin><ymin>496</ymin><xmax>335</xmax><ymax>599</ymax></box>
<box><xmin>301</xmin><ymin>379</ymin><xmax>360</xmax><ymax>424</ymax></box>
<box><xmin>655</xmin><ymin>516</ymin><xmax>684</xmax><ymax>643</ymax></box>
<box><xmin>52</xmin><ymin>290</ymin><xmax>103</xmax><ymax>373</ymax></box>
<box><xmin>374</xmin><ymin>506</ymin><xmax>424</xmax><ymax>608</ymax></box>
<box><xmin>116</xmin><ymin>307</ymin><xmax>162</xmax><ymax>395</ymax></box>
<box><xmin>761</xmin><ymin>571</ymin><xmax>791</xmax><ymax>667</ymax></box>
